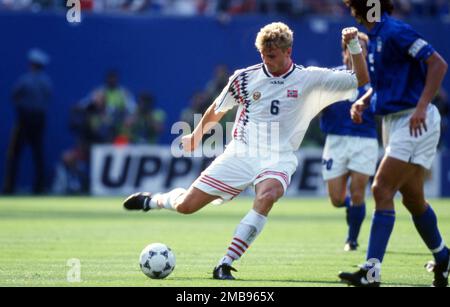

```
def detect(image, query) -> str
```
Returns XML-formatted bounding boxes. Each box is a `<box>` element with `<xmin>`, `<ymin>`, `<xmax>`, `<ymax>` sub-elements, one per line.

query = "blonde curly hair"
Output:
<box><xmin>255</xmin><ymin>22</ymin><xmax>294</xmax><ymax>52</ymax></box>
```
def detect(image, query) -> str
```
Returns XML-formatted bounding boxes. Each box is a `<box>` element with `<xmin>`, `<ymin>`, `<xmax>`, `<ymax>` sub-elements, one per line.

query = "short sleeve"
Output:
<box><xmin>213</xmin><ymin>83</ymin><xmax>237</xmax><ymax>114</ymax></box>
<box><xmin>391</xmin><ymin>25</ymin><xmax>435</xmax><ymax>61</ymax></box>
<box><xmin>214</xmin><ymin>69</ymin><xmax>245</xmax><ymax>113</ymax></box>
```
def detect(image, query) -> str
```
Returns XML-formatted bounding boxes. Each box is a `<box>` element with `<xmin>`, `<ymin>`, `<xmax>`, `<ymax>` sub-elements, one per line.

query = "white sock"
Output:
<box><xmin>218</xmin><ymin>209</ymin><xmax>267</xmax><ymax>266</ymax></box>
<box><xmin>149</xmin><ymin>188</ymin><xmax>186</xmax><ymax>211</ymax></box>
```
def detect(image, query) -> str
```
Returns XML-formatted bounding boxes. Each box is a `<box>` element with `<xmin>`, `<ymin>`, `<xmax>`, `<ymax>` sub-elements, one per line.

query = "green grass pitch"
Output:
<box><xmin>0</xmin><ymin>197</ymin><xmax>449</xmax><ymax>287</ymax></box>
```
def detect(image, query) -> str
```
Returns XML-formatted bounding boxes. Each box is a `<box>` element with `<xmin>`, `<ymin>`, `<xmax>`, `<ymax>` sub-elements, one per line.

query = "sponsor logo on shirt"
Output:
<box><xmin>270</xmin><ymin>80</ymin><xmax>284</xmax><ymax>85</ymax></box>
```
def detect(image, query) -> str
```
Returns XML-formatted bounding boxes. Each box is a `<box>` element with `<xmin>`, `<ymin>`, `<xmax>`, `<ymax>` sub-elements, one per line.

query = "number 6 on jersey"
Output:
<box><xmin>271</xmin><ymin>100</ymin><xmax>280</xmax><ymax>115</ymax></box>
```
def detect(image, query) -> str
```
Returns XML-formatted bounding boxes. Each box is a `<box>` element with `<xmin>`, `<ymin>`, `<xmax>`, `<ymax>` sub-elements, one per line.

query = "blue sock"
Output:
<box><xmin>366</xmin><ymin>210</ymin><xmax>396</xmax><ymax>263</ymax></box>
<box><xmin>413</xmin><ymin>205</ymin><xmax>449</xmax><ymax>265</ymax></box>
<box><xmin>347</xmin><ymin>204</ymin><xmax>366</xmax><ymax>243</ymax></box>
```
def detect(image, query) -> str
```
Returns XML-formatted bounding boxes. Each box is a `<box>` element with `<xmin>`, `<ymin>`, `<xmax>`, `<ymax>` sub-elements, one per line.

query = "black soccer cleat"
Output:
<box><xmin>339</xmin><ymin>268</ymin><xmax>381</xmax><ymax>287</ymax></box>
<box><xmin>123</xmin><ymin>192</ymin><xmax>152</xmax><ymax>212</ymax></box>
<box><xmin>425</xmin><ymin>251</ymin><xmax>450</xmax><ymax>287</ymax></box>
<box><xmin>213</xmin><ymin>264</ymin><xmax>237</xmax><ymax>280</ymax></box>
<box><xmin>344</xmin><ymin>241</ymin><xmax>359</xmax><ymax>252</ymax></box>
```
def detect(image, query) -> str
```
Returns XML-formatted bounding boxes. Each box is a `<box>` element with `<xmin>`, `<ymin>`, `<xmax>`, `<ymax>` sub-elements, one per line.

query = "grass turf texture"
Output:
<box><xmin>0</xmin><ymin>197</ymin><xmax>449</xmax><ymax>287</ymax></box>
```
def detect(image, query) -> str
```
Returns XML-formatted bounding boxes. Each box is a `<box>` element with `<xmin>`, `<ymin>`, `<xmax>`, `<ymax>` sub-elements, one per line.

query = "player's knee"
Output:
<box><xmin>256</xmin><ymin>189</ymin><xmax>281</xmax><ymax>205</ymax></box>
<box><xmin>175</xmin><ymin>199</ymin><xmax>199</xmax><ymax>215</ymax></box>
<box><xmin>330</xmin><ymin>195</ymin><xmax>346</xmax><ymax>208</ymax></box>
<box><xmin>176</xmin><ymin>203</ymin><xmax>198</xmax><ymax>215</ymax></box>
<box><xmin>372</xmin><ymin>182</ymin><xmax>394</xmax><ymax>203</ymax></box>
<box><xmin>371</xmin><ymin>183</ymin><xmax>383</xmax><ymax>200</ymax></box>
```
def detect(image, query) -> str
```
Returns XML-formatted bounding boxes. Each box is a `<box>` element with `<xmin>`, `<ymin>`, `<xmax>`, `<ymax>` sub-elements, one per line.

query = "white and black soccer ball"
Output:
<box><xmin>139</xmin><ymin>243</ymin><xmax>176</xmax><ymax>279</ymax></box>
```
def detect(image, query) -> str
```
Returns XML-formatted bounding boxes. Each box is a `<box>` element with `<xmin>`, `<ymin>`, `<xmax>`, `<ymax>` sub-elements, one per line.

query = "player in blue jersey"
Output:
<box><xmin>339</xmin><ymin>0</ymin><xmax>449</xmax><ymax>287</ymax></box>
<box><xmin>320</xmin><ymin>32</ymin><xmax>378</xmax><ymax>252</ymax></box>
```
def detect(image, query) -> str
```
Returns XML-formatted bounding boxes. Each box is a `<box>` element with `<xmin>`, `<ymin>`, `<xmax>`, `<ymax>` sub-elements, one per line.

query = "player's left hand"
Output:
<box><xmin>410</xmin><ymin>107</ymin><xmax>428</xmax><ymax>137</ymax></box>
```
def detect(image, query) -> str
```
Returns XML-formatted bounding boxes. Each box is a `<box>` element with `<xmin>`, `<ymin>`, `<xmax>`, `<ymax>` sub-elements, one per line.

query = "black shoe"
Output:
<box><xmin>425</xmin><ymin>252</ymin><xmax>450</xmax><ymax>287</ymax></box>
<box><xmin>344</xmin><ymin>241</ymin><xmax>359</xmax><ymax>252</ymax></box>
<box><xmin>123</xmin><ymin>192</ymin><xmax>152</xmax><ymax>211</ymax></box>
<box><xmin>213</xmin><ymin>264</ymin><xmax>237</xmax><ymax>280</ymax></box>
<box><xmin>339</xmin><ymin>268</ymin><xmax>381</xmax><ymax>287</ymax></box>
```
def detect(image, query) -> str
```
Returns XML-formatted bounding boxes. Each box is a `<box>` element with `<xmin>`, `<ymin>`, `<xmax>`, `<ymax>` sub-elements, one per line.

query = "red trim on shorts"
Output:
<box><xmin>200</xmin><ymin>177</ymin><xmax>240</xmax><ymax>196</ymax></box>
<box><xmin>203</xmin><ymin>175</ymin><xmax>242</xmax><ymax>193</ymax></box>
<box><xmin>199</xmin><ymin>178</ymin><xmax>239</xmax><ymax>198</ymax></box>
<box><xmin>256</xmin><ymin>171</ymin><xmax>289</xmax><ymax>186</ymax></box>
<box><xmin>199</xmin><ymin>179</ymin><xmax>239</xmax><ymax>197</ymax></box>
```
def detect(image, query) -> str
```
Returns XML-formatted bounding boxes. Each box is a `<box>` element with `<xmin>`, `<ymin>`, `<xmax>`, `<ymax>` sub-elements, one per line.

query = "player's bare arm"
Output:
<box><xmin>342</xmin><ymin>27</ymin><xmax>370</xmax><ymax>87</ymax></box>
<box><xmin>351</xmin><ymin>87</ymin><xmax>373</xmax><ymax>124</ymax></box>
<box><xmin>181</xmin><ymin>102</ymin><xmax>227</xmax><ymax>152</ymax></box>
<box><xmin>410</xmin><ymin>52</ymin><xmax>448</xmax><ymax>137</ymax></box>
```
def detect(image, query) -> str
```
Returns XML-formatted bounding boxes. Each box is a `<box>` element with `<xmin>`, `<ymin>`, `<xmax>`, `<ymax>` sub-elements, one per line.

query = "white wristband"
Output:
<box><xmin>347</xmin><ymin>38</ymin><xmax>362</xmax><ymax>55</ymax></box>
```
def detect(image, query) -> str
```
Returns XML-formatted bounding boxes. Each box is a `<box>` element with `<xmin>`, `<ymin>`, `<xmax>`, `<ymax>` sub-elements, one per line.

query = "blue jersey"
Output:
<box><xmin>320</xmin><ymin>67</ymin><xmax>377</xmax><ymax>139</ymax></box>
<box><xmin>367</xmin><ymin>13</ymin><xmax>435</xmax><ymax>115</ymax></box>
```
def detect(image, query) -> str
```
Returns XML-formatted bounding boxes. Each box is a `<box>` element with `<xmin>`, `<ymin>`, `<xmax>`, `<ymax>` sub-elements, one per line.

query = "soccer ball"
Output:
<box><xmin>139</xmin><ymin>243</ymin><xmax>176</xmax><ymax>279</ymax></box>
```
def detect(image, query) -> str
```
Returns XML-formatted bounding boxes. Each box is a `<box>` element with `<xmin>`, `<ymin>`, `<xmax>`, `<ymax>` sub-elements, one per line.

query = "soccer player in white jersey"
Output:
<box><xmin>124</xmin><ymin>22</ymin><xmax>370</xmax><ymax>280</ymax></box>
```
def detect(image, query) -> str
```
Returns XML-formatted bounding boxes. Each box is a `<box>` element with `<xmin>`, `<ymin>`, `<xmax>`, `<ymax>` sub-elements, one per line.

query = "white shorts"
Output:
<box><xmin>322</xmin><ymin>134</ymin><xmax>379</xmax><ymax>181</ymax></box>
<box><xmin>192</xmin><ymin>141</ymin><xmax>298</xmax><ymax>202</ymax></box>
<box><xmin>383</xmin><ymin>104</ymin><xmax>441</xmax><ymax>170</ymax></box>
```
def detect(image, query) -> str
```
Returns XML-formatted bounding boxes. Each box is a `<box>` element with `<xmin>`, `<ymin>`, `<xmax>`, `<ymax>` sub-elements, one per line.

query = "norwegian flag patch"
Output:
<box><xmin>287</xmin><ymin>89</ymin><xmax>298</xmax><ymax>98</ymax></box>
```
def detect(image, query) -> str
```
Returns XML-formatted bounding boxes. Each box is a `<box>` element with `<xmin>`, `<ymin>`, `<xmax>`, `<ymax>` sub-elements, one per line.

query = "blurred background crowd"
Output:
<box><xmin>1</xmin><ymin>0</ymin><xmax>449</xmax><ymax>18</ymax></box>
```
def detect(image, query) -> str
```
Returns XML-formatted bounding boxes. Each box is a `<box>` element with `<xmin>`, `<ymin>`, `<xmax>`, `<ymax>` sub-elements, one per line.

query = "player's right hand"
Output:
<box><xmin>342</xmin><ymin>27</ymin><xmax>359</xmax><ymax>45</ymax></box>
<box><xmin>350</xmin><ymin>100</ymin><xmax>367</xmax><ymax>124</ymax></box>
<box><xmin>181</xmin><ymin>134</ymin><xmax>199</xmax><ymax>153</ymax></box>
<box><xmin>409</xmin><ymin>107</ymin><xmax>428</xmax><ymax>138</ymax></box>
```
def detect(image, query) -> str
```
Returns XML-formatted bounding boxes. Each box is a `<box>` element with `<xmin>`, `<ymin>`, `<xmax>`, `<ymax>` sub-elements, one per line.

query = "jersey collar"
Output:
<box><xmin>262</xmin><ymin>62</ymin><xmax>295</xmax><ymax>79</ymax></box>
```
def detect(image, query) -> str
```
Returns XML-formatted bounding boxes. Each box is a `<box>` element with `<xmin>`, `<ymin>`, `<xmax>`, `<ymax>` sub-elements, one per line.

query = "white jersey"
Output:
<box><xmin>214</xmin><ymin>63</ymin><xmax>358</xmax><ymax>153</ymax></box>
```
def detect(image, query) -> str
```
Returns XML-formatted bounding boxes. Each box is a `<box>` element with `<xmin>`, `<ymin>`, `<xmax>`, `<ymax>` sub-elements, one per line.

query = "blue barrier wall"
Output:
<box><xmin>0</xmin><ymin>12</ymin><xmax>449</xmax><ymax>192</ymax></box>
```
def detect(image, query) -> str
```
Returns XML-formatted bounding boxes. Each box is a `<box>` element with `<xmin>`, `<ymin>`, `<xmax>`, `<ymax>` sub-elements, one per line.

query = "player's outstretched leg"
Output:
<box><xmin>213</xmin><ymin>179</ymin><xmax>284</xmax><ymax>280</ymax></box>
<box><xmin>123</xmin><ymin>187</ymin><xmax>219</xmax><ymax>214</ymax></box>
